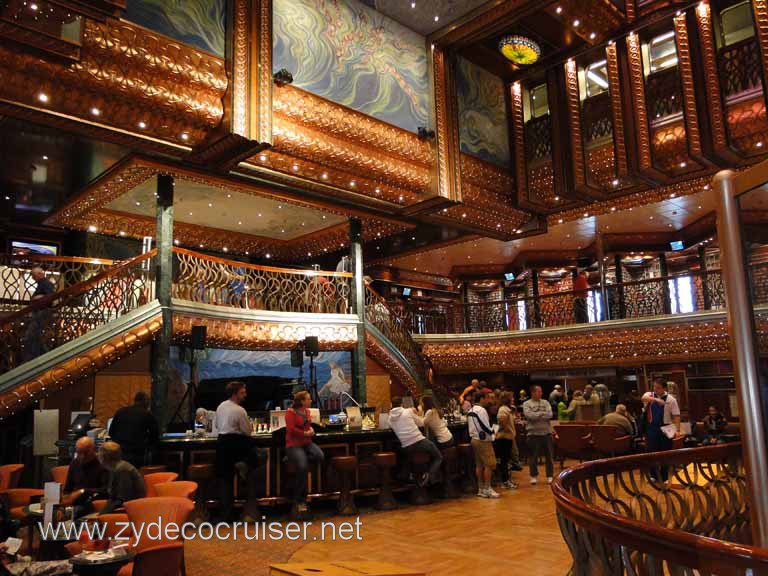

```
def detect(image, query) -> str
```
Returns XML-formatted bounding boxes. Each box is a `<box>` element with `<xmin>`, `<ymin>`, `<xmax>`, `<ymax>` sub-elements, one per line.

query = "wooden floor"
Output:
<box><xmin>186</xmin><ymin>474</ymin><xmax>573</xmax><ymax>576</ymax></box>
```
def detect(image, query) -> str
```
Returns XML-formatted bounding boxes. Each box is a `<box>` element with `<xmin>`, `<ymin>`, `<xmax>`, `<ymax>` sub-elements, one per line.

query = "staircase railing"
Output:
<box><xmin>0</xmin><ymin>251</ymin><xmax>156</xmax><ymax>374</ymax></box>
<box><xmin>552</xmin><ymin>443</ymin><xmax>768</xmax><ymax>575</ymax></box>
<box><xmin>172</xmin><ymin>247</ymin><xmax>352</xmax><ymax>314</ymax></box>
<box><xmin>365</xmin><ymin>286</ymin><xmax>430</xmax><ymax>386</ymax></box>
<box><xmin>0</xmin><ymin>254</ymin><xmax>116</xmax><ymax>312</ymax></box>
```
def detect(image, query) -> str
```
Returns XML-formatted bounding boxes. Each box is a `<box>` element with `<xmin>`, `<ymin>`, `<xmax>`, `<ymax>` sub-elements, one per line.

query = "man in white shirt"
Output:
<box><xmin>389</xmin><ymin>396</ymin><xmax>442</xmax><ymax>486</ymax></box>
<box><xmin>642</xmin><ymin>379</ymin><xmax>681</xmax><ymax>482</ymax></box>
<box><xmin>215</xmin><ymin>381</ymin><xmax>253</xmax><ymax>521</ymax></box>
<box><xmin>468</xmin><ymin>391</ymin><xmax>500</xmax><ymax>498</ymax></box>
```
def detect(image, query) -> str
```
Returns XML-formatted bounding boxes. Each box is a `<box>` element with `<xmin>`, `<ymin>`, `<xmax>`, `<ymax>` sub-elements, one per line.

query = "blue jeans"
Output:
<box><xmin>286</xmin><ymin>443</ymin><xmax>324</xmax><ymax>503</ymax></box>
<box><xmin>403</xmin><ymin>438</ymin><xmax>443</xmax><ymax>481</ymax></box>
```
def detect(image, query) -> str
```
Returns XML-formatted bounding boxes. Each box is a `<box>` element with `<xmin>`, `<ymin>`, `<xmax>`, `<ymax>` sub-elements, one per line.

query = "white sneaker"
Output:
<box><xmin>486</xmin><ymin>488</ymin><xmax>501</xmax><ymax>499</ymax></box>
<box><xmin>503</xmin><ymin>480</ymin><xmax>519</xmax><ymax>489</ymax></box>
<box><xmin>477</xmin><ymin>489</ymin><xmax>489</xmax><ymax>498</ymax></box>
<box><xmin>530</xmin><ymin>477</ymin><xmax>538</xmax><ymax>485</ymax></box>
<box><xmin>547</xmin><ymin>477</ymin><xmax>554</xmax><ymax>484</ymax></box>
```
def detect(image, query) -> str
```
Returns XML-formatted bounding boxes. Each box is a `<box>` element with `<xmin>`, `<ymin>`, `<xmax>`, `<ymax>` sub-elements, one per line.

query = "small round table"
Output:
<box><xmin>69</xmin><ymin>551</ymin><xmax>135</xmax><ymax>576</ymax></box>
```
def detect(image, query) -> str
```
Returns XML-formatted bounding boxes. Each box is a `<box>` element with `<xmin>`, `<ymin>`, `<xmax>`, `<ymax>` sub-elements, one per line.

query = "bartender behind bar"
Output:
<box><xmin>214</xmin><ymin>381</ymin><xmax>264</xmax><ymax>522</ymax></box>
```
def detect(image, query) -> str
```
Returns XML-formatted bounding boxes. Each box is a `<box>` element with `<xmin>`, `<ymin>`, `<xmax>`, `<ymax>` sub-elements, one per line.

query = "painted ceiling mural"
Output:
<box><xmin>273</xmin><ymin>0</ymin><xmax>430</xmax><ymax>132</ymax></box>
<box><xmin>124</xmin><ymin>0</ymin><xmax>226</xmax><ymax>57</ymax></box>
<box><xmin>455</xmin><ymin>56</ymin><xmax>511</xmax><ymax>168</ymax></box>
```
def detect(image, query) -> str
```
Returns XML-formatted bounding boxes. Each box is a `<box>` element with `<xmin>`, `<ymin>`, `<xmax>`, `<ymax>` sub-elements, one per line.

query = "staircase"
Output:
<box><xmin>0</xmin><ymin>249</ymin><xmax>436</xmax><ymax>419</ymax></box>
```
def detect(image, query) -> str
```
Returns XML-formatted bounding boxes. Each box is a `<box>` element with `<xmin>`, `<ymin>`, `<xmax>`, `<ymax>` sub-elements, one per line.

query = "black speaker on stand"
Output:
<box><xmin>169</xmin><ymin>325</ymin><xmax>206</xmax><ymax>429</ymax></box>
<box><xmin>304</xmin><ymin>336</ymin><xmax>320</xmax><ymax>405</ymax></box>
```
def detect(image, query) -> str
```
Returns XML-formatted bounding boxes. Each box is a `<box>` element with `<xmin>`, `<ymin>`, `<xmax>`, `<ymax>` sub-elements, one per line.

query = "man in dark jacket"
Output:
<box><xmin>108</xmin><ymin>391</ymin><xmax>159</xmax><ymax>468</ymax></box>
<box><xmin>702</xmin><ymin>406</ymin><xmax>728</xmax><ymax>444</ymax></box>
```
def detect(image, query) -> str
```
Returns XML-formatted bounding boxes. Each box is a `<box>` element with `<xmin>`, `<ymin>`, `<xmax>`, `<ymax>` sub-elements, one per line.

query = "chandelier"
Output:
<box><xmin>499</xmin><ymin>35</ymin><xmax>541</xmax><ymax>65</ymax></box>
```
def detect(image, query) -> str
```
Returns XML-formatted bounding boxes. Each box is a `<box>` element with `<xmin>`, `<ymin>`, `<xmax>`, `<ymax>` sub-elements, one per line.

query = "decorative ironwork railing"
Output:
<box><xmin>172</xmin><ymin>248</ymin><xmax>352</xmax><ymax>314</ymax></box>
<box><xmin>0</xmin><ymin>251</ymin><xmax>155</xmax><ymax>374</ymax></box>
<box><xmin>719</xmin><ymin>37</ymin><xmax>762</xmax><ymax>99</ymax></box>
<box><xmin>365</xmin><ymin>286</ymin><xmax>429</xmax><ymax>383</ymax></box>
<box><xmin>646</xmin><ymin>66</ymin><xmax>683</xmax><ymax>121</ymax></box>
<box><xmin>403</xmin><ymin>265</ymin><xmax>768</xmax><ymax>334</ymax></box>
<box><xmin>525</xmin><ymin>114</ymin><xmax>553</xmax><ymax>161</ymax></box>
<box><xmin>0</xmin><ymin>254</ymin><xmax>116</xmax><ymax>313</ymax></box>
<box><xmin>581</xmin><ymin>91</ymin><xmax>614</xmax><ymax>143</ymax></box>
<box><xmin>552</xmin><ymin>444</ymin><xmax>768</xmax><ymax>575</ymax></box>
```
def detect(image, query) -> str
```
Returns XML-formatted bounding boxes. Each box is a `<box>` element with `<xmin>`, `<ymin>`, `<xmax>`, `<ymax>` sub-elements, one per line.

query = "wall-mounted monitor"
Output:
<box><xmin>10</xmin><ymin>240</ymin><xmax>58</xmax><ymax>257</ymax></box>
<box><xmin>402</xmin><ymin>287</ymin><xmax>412</xmax><ymax>297</ymax></box>
<box><xmin>669</xmin><ymin>240</ymin><xmax>684</xmax><ymax>251</ymax></box>
<box><xmin>504</xmin><ymin>272</ymin><xmax>516</xmax><ymax>281</ymax></box>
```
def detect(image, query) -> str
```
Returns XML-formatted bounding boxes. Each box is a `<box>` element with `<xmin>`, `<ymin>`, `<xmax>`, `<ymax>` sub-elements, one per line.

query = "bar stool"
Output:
<box><xmin>373</xmin><ymin>452</ymin><xmax>398</xmax><ymax>510</ymax></box>
<box><xmin>439</xmin><ymin>446</ymin><xmax>460</xmax><ymax>499</ymax></box>
<box><xmin>139</xmin><ymin>465</ymin><xmax>168</xmax><ymax>476</ymax></box>
<box><xmin>331</xmin><ymin>456</ymin><xmax>358</xmax><ymax>515</ymax></box>
<box><xmin>187</xmin><ymin>464</ymin><xmax>215</xmax><ymax>523</ymax></box>
<box><xmin>457</xmin><ymin>443</ymin><xmax>477</xmax><ymax>494</ymax></box>
<box><xmin>408</xmin><ymin>451</ymin><xmax>432</xmax><ymax>506</ymax></box>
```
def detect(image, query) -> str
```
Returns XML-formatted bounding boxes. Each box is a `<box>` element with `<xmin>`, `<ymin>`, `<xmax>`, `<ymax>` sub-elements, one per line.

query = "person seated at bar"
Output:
<box><xmin>195</xmin><ymin>407</ymin><xmax>215</xmax><ymax>433</ymax></box>
<box><xmin>214</xmin><ymin>381</ymin><xmax>253</xmax><ymax>522</ymax></box>
<box><xmin>108</xmin><ymin>391</ymin><xmax>159</xmax><ymax>468</ymax></box>
<box><xmin>285</xmin><ymin>390</ymin><xmax>324</xmax><ymax>514</ymax></box>
<box><xmin>98</xmin><ymin>441</ymin><xmax>146</xmax><ymax>514</ymax></box>
<box><xmin>420</xmin><ymin>396</ymin><xmax>453</xmax><ymax>449</ymax></box>
<box><xmin>598</xmin><ymin>404</ymin><xmax>637</xmax><ymax>437</ymax></box>
<box><xmin>389</xmin><ymin>396</ymin><xmax>442</xmax><ymax>487</ymax></box>
<box><xmin>62</xmin><ymin>437</ymin><xmax>109</xmax><ymax>515</ymax></box>
<box><xmin>702</xmin><ymin>405</ymin><xmax>728</xmax><ymax>445</ymax></box>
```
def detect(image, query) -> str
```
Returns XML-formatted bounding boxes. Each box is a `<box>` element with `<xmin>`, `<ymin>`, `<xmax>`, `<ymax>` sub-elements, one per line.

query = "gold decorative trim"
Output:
<box><xmin>626</xmin><ymin>32</ymin><xmax>653</xmax><ymax>172</ymax></box>
<box><xmin>606</xmin><ymin>42</ymin><xmax>629</xmax><ymax>177</ymax></box>
<box><xmin>565</xmin><ymin>59</ymin><xmax>587</xmax><ymax>191</ymax></box>
<box><xmin>674</xmin><ymin>13</ymin><xmax>703</xmax><ymax>158</ymax></box>
<box><xmin>232</xmin><ymin>0</ymin><xmax>250</xmax><ymax>137</ymax></box>
<box><xmin>696</xmin><ymin>1</ymin><xmax>728</xmax><ymax>150</ymax></box>
<box><xmin>432</xmin><ymin>46</ymin><xmax>462</xmax><ymax>203</ymax></box>
<box><xmin>0</xmin><ymin>315</ymin><xmax>161</xmax><ymax>419</ymax></box>
<box><xmin>254</xmin><ymin>0</ymin><xmax>273</xmax><ymax>144</ymax></box>
<box><xmin>510</xmin><ymin>82</ymin><xmax>528</xmax><ymax>207</ymax></box>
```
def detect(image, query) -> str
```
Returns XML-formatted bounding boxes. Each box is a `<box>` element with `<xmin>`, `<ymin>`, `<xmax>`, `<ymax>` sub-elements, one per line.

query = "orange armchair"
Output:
<box><xmin>0</xmin><ymin>488</ymin><xmax>44</xmax><ymax>520</ymax></box>
<box><xmin>50</xmin><ymin>465</ymin><xmax>69</xmax><ymax>485</ymax></box>
<box><xmin>143</xmin><ymin>472</ymin><xmax>178</xmax><ymax>497</ymax></box>
<box><xmin>154</xmin><ymin>481</ymin><xmax>197</xmax><ymax>500</ymax></box>
<box><xmin>591</xmin><ymin>425</ymin><xmax>633</xmax><ymax>457</ymax></box>
<box><xmin>0</xmin><ymin>464</ymin><xmax>24</xmax><ymax>490</ymax></box>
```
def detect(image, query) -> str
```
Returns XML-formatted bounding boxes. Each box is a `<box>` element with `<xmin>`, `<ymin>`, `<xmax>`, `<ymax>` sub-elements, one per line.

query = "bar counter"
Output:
<box><xmin>155</xmin><ymin>423</ymin><xmax>469</xmax><ymax>504</ymax></box>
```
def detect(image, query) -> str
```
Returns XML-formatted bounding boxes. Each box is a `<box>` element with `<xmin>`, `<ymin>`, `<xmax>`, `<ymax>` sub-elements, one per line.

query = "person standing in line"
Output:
<box><xmin>573</xmin><ymin>269</ymin><xmax>590</xmax><ymax>324</ymax></box>
<box><xmin>108</xmin><ymin>391</ymin><xmax>159</xmax><ymax>468</ymax></box>
<box><xmin>285</xmin><ymin>390</ymin><xmax>324</xmax><ymax>514</ymax></box>
<box><xmin>549</xmin><ymin>384</ymin><xmax>564</xmax><ymax>415</ymax></box>
<box><xmin>642</xmin><ymin>379</ymin><xmax>681</xmax><ymax>482</ymax></box>
<box><xmin>495</xmin><ymin>391</ymin><xmax>520</xmax><ymax>489</ymax></box>
<box><xmin>523</xmin><ymin>385</ymin><xmax>555</xmax><ymax>485</ymax></box>
<box><xmin>23</xmin><ymin>266</ymin><xmax>57</xmax><ymax>360</ymax></box>
<box><xmin>467</xmin><ymin>391</ymin><xmax>500</xmax><ymax>498</ymax></box>
<box><xmin>214</xmin><ymin>381</ymin><xmax>253</xmax><ymax>522</ymax></box>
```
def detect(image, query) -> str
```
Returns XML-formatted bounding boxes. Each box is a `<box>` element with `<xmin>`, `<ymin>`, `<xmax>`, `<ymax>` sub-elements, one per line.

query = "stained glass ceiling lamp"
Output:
<box><xmin>499</xmin><ymin>35</ymin><xmax>541</xmax><ymax>65</ymax></box>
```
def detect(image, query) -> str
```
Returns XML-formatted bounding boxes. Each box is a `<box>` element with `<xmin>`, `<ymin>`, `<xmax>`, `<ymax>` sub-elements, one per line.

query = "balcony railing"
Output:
<box><xmin>0</xmin><ymin>251</ymin><xmax>155</xmax><ymax>374</ymax></box>
<box><xmin>552</xmin><ymin>443</ymin><xmax>768</xmax><ymax>575</ymax></box>
<box><xmin>405</xmin><ymin>264</ymin><xmax>767</xmax><ymax>335</ymax></box>
<box><xmin>0</xmin><ymin>254</ymin><xmax>116</xmax><ymax>313</ymax></box>
<box><xmin>172</xmin><ymin>247</ymin><xmax>352</xmax><ymax>314</ymax></box>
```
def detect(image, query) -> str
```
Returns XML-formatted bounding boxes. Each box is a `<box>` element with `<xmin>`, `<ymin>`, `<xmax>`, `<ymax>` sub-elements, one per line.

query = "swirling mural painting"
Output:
<box><xmin>456</xmin><ymin>56</ymin><xmax>511</xmax><ymax>168</ymax></box>
<box><xmin>125</xmin><ymin>0</ymin><xmax>226</xmax><ymax>57</ymax></box>
<box><xmin>273</xmin><ymin>0</ymin><xmax>429</xmax><ymax>132</ymax></box>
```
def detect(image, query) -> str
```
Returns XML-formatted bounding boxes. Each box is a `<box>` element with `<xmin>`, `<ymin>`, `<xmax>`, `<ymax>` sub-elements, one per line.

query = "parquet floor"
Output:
<box><xmin>186</xmin><ymin>471</ymin><xmax>573</xmax><ymax>576</ymax></box>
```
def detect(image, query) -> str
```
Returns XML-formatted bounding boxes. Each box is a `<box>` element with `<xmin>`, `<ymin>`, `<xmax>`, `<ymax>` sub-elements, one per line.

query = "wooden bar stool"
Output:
<box><xmin>439</xmin><ymin>446</ymin><xmax>461</xmax><ymax>499</ymax></box>
<box><xmin>457</xmin><ymin>443</ymin><xmax>477</xmax><ymax>494</ymax></box>
<box><xmin>408</xmin><ymin>451</ymin><xmax>432</xmax><ymax>506</ymax></box>
<box><xmin>139</xmin><ymin>465</ymin><xmax>168</xmax><ymax>476</ymax></box>
<box><xmin>373</xmin><ymin>452</ymin><xmax>398</xmax><ymax>511</ymax></box>
<box><xmin>331</xmin><ymin>456</ymin><xmax>358</xmax><ymax>516</ymax></box>
<box><xmin>187</xmin><ymin>463</ymin><xmax>215</xmax><ymax>523</ymax></box>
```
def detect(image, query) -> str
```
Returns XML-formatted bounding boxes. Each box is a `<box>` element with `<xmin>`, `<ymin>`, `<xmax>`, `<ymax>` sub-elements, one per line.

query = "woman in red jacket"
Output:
<box><xmin>285</xmin><ymin>390</ymin><xmax>324</xmax><ymax>513</ymax></box>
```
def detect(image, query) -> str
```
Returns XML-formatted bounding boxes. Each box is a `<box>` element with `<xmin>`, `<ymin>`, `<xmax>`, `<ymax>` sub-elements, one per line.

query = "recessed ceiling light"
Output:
<box><xmin>462</xmin><ymin>213</ymin><xmax>467</xmax><ymax>218</ymax></box>
<box><xmin>245</xmin><ymin>251</ymin><xmax>249</xmax><ymax>255</ymax></box>
<box><xmin>180</xmin><ymin>133</ymin><xmax>189</xmax><ymax>141</ymax></box>
<box><xmin>30</xmin><ymin>3</ymin><xmax>38</xmax><ymax>10</ymax></box>
<box><xmin>583</xmin><ymin>212</ymin><xmax>589</xmax><ymax>218</ymax></box>
<box><xmin>208</xmin><ymin>202</ymin><xmax>213</xmax><ymax>207</ymax></box>
<box><xmin>573</xmin><ymin>19</ymin><xmax>580</xmax><ymax>26</ymax></box>
<box><xmin>757</xmin><ymin>141</ymin><xmax>764</xmax><ymax>148</ymax></box>
<box><xmin>119</xmin><ymin>231</ymin><xmax>126</xmax><ymax>237</ymax></box>
<box><xmin>174</xmin><ymin>239</ymin><xmax>180</xmax><ymax>245</ymax></box>
<box><xmin>258</xmin><ymin>213</ymin><xmax>262</xmax><ymax>217</ymax></box>
<box><xmin>189</xmin><ymin>212</ymin><xmax>193</xmax><ymax>216</ymax></box>
<box><xmin>612</xmin><ymin>179</ymin><xmax>619</xmax><ymax>186</ymax></box>
<box><xmin>411</xmin><ymin>1</ymin><xmax>416</xmax><ymax>7</ymax></box>
<box><xmin>38</xmin><ymin>93</ymin><xmax>49</xmax><ymax>103</ymax></box>
<box><xmin>589</xmin><ymin>32</ymin><xmax>596</xmax><ymax>40</ymax></box>
<box><xmin>679</xmin><ymin>161</ymin><xmax>687</xmax><ymax>168</ymax></box>
<box><xmin>349</xmin><ymin>180</ymin><xmax>356</xmax><ymax>187</ymax></box>
<box><xmin>399</xmin><ymin>195</ymin><xmax>404</xmax><ymax>202</ymax></box>
<box><xmin>91</xmin><ymin>107</ymin><xmax>101</xmax><ymax>116</ymax></box>
<box><xmin>611</xmin><ymin>206</ymin><xmax>616</xmax><ymax>212</ymax></box>
<box><xmin>259</xmin><ymin>154</ymin><xmax>267</xmax><ymax>161</ymax></box>
<box><xmin>223</xmin><ymin>247</ymin><xmax>228</xmax><ymax>252</ymax></box>
<box><xmin>138</xmin><ymin>121</ymin><xmax>147</xmax><ymax>129</ymax></box>
<box><xmin>321</xmin><ymin>172</ymin><xmax>328</xmax><ymax>179</ymax></box>
<box><xmin>557</xmin><ymin>218</ymin><xmax>563</xmax><ymax>224</ymax></box>
<box><xmin>238</xmin><ymin>221</ymin><xmax>242</xmax><ymax>225</ymax></box>
<box><xmin>266</xmin><ymin>253</ymin><xmax>271</xmax><ymax>259</ymax></box>
<box><xmin>135</xmin><ymin>201</ymin><xmax>141</xmax><ymax>206</ymax></box>
<box><xmin>434</xmin><ymin>15</ymin><xmax>439</xmax><ymax>21</ymax></box>
<box><xmin>292</xmin><ymin>164</ymin><xmax>299</xmax><ymax>171</ymax></box>
<box><xmin>278</xmin><ymin>205</ymin><xmax>282</xmax><ymax>209</ymax></box>
<box><xmin>227</xmin><ymin>194</ymin><xmax>231</xmax><ymax>198</ymax></box>
<box><xmin>281</xmin><ymin>229</ymin><xmax>285</xmax><ymax>233</ymax></box>
<box><xmin>42</xmin><ymin>155</ymin><xmax>48</xmax><ymax>160</ymax></box>
<box><xmin>88</xmin><ymin>225</ymin><xmax>97</xmax><ymax>233</ymax></box>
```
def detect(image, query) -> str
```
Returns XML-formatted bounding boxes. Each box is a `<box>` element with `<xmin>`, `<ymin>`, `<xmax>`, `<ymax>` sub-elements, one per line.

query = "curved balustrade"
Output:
<box><xmin>552</xmin><ymin>444</ymin><xmax>768</xmax><ymax>575</ymax></box>
<box><xmin>403</xmin><ymin>265</ymin><xmax>768</xmax><ymax>335</ymax></box>
<box><xmin>0</xmin><ymin>251</ymin><xmax>155</xmax><ymax>374</ymax></box>
<box><xmin>0</xmin><ymin>254</ymin><xmax>116</xmax><ymax>312</ymax></box>
<box><xmin>172</xmin><ymin>248</ymin><xmax>351</xmax><ymax>314</ymax></box>
<box><xmin>365</xmin><ymin>286</ymin><xmax>429</xmax><ymax>383</ymax></box>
